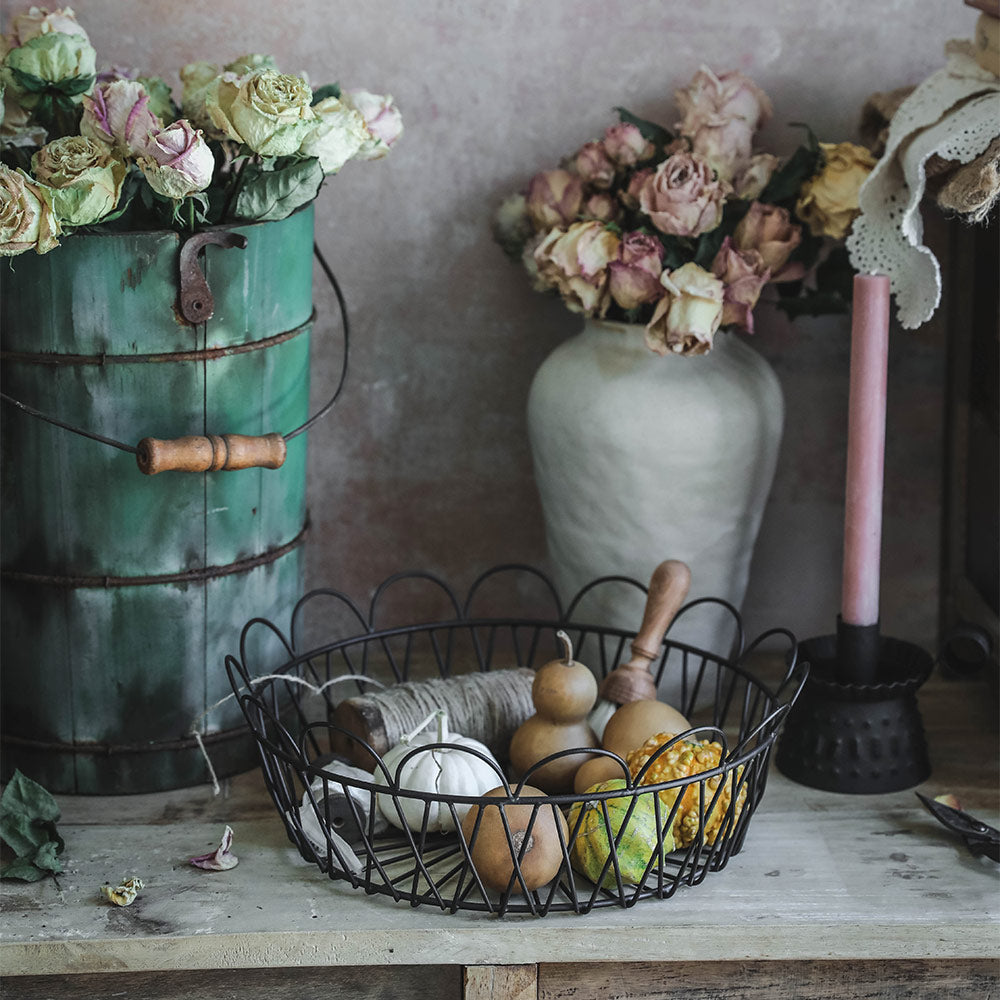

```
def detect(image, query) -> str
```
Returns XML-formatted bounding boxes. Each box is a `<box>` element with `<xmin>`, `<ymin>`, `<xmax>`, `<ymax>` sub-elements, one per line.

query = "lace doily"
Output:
<box><xmin>846</xmin><ymin>42</ymin><xmax>1000</xmax><ymax>329</ymax></box>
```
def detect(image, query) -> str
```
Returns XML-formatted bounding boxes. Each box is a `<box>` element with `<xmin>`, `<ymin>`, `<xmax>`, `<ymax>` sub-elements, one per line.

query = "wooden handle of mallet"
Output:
<box><xmin>599</xmin><ymin>559</ymin><xmax>692</xmax><ymax>704</ymax></box>
<box><xmin>136</xmin><ymin>433</ymin><xmax>287</xmax><ymax>475</ymax></box>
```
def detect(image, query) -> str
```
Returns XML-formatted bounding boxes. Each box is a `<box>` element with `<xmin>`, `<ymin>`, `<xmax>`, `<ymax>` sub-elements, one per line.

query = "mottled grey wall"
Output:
<box><xmin>67</xmin><ymin>0</ymin><xmax>967</xmax><ymax>650</ymax></box>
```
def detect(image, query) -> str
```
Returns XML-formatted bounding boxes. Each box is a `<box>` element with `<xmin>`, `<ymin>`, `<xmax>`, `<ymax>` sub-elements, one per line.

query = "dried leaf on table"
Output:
<box><xmin>0</xmin><ymin>769</ymin><xmax>64</xmax><ymax>882</ymax></box>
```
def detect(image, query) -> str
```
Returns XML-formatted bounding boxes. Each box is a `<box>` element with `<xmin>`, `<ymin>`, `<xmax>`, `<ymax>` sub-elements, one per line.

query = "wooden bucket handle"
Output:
<box><xmin>136</xmin><ymin>433</ymin><xmax>287</xmax><ymax>475</ymax></box>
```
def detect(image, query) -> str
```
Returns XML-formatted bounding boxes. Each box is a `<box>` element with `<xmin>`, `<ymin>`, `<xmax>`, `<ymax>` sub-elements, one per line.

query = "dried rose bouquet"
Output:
<box><xmin>494</xmin><ymin>66</ymin><xmax>876</xmax><ymax>356</ymax></box>
<box><xmin>0</xmin><ymin>5</ymin><xmax>402</xmax><ymax>256</ymax></box>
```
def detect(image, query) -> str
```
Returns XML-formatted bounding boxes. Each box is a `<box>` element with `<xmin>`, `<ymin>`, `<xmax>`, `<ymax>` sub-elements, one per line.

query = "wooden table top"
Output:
<box><xmin>2</xmin><ymin>665</ymin><xmax>997</xmax><ymax>979</ymax></box>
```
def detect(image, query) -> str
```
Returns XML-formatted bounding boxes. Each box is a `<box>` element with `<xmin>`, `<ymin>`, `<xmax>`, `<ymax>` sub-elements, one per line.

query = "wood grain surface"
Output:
<box><xmin>537</xmin><ymin>959</ymin><xmax>1000</xmax><ymax>1000</ymax></box>
<box><xmin>1</xmin><ymin>660</ymin><xmax>996</xmax><ymax>1000</ymax></box>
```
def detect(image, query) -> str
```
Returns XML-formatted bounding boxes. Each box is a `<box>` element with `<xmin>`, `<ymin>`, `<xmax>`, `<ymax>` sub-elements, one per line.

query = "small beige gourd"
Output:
<box><xmin>508</xmin><ymin>631</ymin><xmax>598</xmax><ymax>793</ymax></box>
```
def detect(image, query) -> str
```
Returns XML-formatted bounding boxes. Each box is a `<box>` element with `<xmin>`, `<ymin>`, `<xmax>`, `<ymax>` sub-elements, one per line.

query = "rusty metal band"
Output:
<box><xmin>0</xmin><ymin>310</ymin><xmax>314</xmax><ymax>366</ymax></box>
<box><xmin>1</xmin><ymin>521</ymin><xmax>308</xmax><ymax>588</ymax></box>
<box><xmin>2</xmin><ymin>725</ymin><xmax>252</xmax><ymax>756</ymax></box>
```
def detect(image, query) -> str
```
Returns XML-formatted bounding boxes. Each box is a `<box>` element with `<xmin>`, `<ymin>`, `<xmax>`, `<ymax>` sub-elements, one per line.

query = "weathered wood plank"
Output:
<box><xmin>464</xmin><ymin>964</ymin><xmax>537</xmax><ymax>1000</ymax></box>
<box><xmin>537</xmin><ymin>959</ymin><xmax>999</xmax><ymax>1000</ymax></box>
<box><xmin>4</xmin><ymin>964</ymin><xmax>461</xmax><ymax>1000</ymax></box>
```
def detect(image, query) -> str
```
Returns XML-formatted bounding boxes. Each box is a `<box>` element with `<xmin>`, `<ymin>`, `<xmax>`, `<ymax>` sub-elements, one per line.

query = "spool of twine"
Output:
<box><xmin>330</xmin><ymin>667</ymin><xmax>536</xmax><ymax>769</ymax></box>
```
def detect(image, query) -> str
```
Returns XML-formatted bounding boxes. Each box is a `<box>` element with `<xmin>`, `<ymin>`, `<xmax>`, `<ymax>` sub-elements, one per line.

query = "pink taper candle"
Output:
<box><xmin>841</xmin><ymin>273</ymin><xmax>890</xmax><ymax>627</ymax></box>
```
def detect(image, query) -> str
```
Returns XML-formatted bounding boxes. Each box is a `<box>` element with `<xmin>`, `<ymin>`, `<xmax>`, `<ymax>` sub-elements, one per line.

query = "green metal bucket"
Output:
<box><xmin>1</xmin><ymin>205</ymin><xmax>315</xmax><ymax>794</ymax></box>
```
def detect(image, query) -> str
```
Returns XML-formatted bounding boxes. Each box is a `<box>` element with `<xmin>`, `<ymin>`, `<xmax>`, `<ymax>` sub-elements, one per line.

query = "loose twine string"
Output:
<box><xmin>190</xmin><ymin>674</ymin><xmax>385</xmax><ymax>796</ymax></box>
<box><xmin>191</xmin><ymin>667</ymin><xmax>535</xmax><ymax>796</ymax></box>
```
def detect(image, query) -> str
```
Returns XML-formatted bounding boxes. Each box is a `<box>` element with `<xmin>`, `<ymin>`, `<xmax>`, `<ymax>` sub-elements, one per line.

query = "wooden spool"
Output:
<box><xmin>330</xmin><ymin>668</ymin><xmax>536</xmax><ymax>770</ymax></box>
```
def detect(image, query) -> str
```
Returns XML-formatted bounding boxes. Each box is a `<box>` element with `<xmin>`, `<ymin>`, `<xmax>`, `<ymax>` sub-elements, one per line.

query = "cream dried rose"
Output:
<box><xmin>179</xmin><ymin>61</ymin><xmax>223</xmax><ymax>135</ymax></box>
<box><xmin>0</xmin><ymin>163</ymin><xmax>60</xmax><ymax>255</ymax></box>
<box><xmin>208</xmin><ymin>69</ymin><xmax>316</xmax><ymax>156</ymax></box>
<box><xmin>492</xmin><ymin>192</ymin><xmax>533</xmax><ymax>260</ymax></box>
<box><xmin>7</xmin><ymin>6</ymin><xmax>89</xmax><ymax>46</ymax></box>
<box><xmin>733</xmin><ymin>153</ymin><xmax>779</xmax><ymax>201</ymax></box>
<box><xmin>2</xmin><ymin>30</ymin><xmax>96</xmax><ymax>110</ymax></box>
<box><xmin>297</xmin><ymin>96</ymin><xmax>369</xmax><ymax>175</ymax></box>
<box><xmin>534</xmin><ymin>220</ymin><xmax>620</xmax><ymax>316</ymax></box>
<box><xmin>644</xmin><ymin>261</ymin><xmax>724</xmax><ymax>356</ymax></box>
<box><xmin>795</xmin><ymin>141</ymin><xmax>877</xmax><ymax>240</ymax></box>
<box><xmin>31</xmin><ymin>134</ymin><xmax>126</xmax><ymax>226</ymax></box>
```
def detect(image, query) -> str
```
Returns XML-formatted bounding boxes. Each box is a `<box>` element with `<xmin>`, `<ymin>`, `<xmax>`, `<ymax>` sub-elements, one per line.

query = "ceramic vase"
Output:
<box><xmin>526</xmin><ymin>318</ymin><xmax>784</xmax><ymax>692</ymax></box>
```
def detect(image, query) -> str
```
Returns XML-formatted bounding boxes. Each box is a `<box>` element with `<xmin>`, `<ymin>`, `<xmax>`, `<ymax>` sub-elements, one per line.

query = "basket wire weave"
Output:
<box><xmin>226</xmin><ymin>565</ymin><xmax>805</xmax><ymax>916</ymax></box>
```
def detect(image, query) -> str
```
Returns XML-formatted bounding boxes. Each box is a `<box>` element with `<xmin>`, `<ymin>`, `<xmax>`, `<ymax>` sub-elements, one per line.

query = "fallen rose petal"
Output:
<box><xmin>100</xmin><ymin>876</ymin><xmax>144</xmax><ymax>906</ymax></box>
<box><xmin>934</xmin><ymin>793</ymin><xmax>962</xmax><ymax>812</ymax></box>
<box><xmin>190</xmin><ymin>824</ymin><xmax>239</xmax><ymax>871</ymax></box>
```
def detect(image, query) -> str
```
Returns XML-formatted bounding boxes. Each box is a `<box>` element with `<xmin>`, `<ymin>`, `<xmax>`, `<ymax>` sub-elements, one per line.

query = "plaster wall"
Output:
<box><xmin>54</xmin><ymin>0</ymin><xmax>967</xmax><ymax>651</ymax></box>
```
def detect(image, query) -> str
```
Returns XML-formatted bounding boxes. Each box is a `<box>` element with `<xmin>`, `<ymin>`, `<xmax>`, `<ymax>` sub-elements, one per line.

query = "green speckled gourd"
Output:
<box><xmin>568</xmin><ymin>778</ymin><xmax>670</xmax><ymax>888</ymax></box>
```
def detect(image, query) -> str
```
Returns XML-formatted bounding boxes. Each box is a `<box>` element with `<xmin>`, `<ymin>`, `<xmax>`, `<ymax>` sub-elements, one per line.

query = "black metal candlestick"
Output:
<box><xmin>777</xmin><ymin>274</ymin><xmax>932</xmax><ymax>794</ymax></box>
<box><xmin>776</xmin><ymin>629</ymin><xmax>932</xmax><ymax>794</ymax></box>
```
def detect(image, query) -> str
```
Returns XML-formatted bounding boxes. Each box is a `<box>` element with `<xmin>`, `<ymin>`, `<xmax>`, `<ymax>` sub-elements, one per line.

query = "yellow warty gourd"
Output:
<box><xmin>626</xmin><ymin>733</ymin><xmax>746</xmax><ymax>847</ymax></box>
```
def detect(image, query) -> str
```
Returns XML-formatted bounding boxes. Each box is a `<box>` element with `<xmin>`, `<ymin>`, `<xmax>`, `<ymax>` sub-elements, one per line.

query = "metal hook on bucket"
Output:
<box><xmin>178</xmin><ymin>230</ymin><xmax>249</xmax><ymax>324</ymax></box>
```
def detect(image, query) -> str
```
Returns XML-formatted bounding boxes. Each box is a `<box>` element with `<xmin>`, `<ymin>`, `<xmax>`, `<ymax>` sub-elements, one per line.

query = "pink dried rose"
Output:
<box><xmin>608</xmin><ymin>231</ymin><xmax>665</xmax><ymax>311</ymax></box>
<box><xmin>533</xmin><ymin>220</ymin><xmax>621</xmax><ymax>316</ymax></box>
<box><xmin>732</xmin><ymin>201</ymin><xmax>804</xmax><ymax>282</ymax></box>
<box><xmin>81</xmin><ymin>80</ymin><xmax>163</xmax><ymax>159</ymax></box>
<box><xmin>638</xmin><ymin>152</ymin><xmax>727</xmax><ymax>238</ymax></box>
<box><xmin>711</xmin><ymin>236</ymin><xmax>771</xmax><ymax>334</ymax></box>
<box><xmin>620</xmin><ymin>167</ymin><xmax>653</xmax><ymax>210</ymax></box>
<box><xmin>340</xmin><ymin>89</ymin><xmax>404</xmax><ymax>161</ymax></box>
<box><xmin>137</xmin><ymin>120</ymin><xmax>214</xmax><ymax>199</ymax></box>
<box><xmin>644</xmin><ymin>261</ymin><xmax>724</xmax><ymax>356</ymax></box>
<box><xmin>525</xmin><ymin>168</ymin><xmax>584</xmax><ymax>230</ymax></box>
<box><xmin>603</xmin><ymin>122</ymin><xmax>655</xmax><ymax>167</ymax></box>
<box><xmin>581</xmin><ymin>190</ymin><xmax>620</xmax><ymax>223</ymax></box>
<box><xmin>675</xmin><ymin>67</ymin><xmax>772</xmax><ymax>182</ymax></box>
<box><xmin>190</xmin><ymin>825</ymin><xmax>239</xmax><ymax>871</ymax></box>
<box><xmin>571</xmin><ymin>140</ymin><xmax>616</xmax><ymax>190</ymax></box>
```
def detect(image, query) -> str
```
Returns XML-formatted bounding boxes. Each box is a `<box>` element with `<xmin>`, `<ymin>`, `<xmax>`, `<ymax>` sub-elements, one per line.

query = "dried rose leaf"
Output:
<box><xmin>190</xmin><ymin>824</ymin><xmax>238</xmax><ymax>871</ymax></box>
<box><xmin>100</xmin><ymin>876</ymin><xmax>144</xmax><ymax>906</ymax></box>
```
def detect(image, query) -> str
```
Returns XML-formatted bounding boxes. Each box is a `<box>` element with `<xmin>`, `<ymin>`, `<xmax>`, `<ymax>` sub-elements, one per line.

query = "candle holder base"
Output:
<box><xmin>775</xmin><ymin>633</ymin><xmax>933</xmax><ymax>794</ymax></box>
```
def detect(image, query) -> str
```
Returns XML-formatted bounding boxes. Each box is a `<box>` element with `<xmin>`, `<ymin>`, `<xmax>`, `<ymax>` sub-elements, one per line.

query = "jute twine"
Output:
<box><xmin>191</xmin><ymin>668</ymin><xmax>536</xmax><ymax>795</ymax></box>
<box><xmin>352</xmin><ymin>668</ymin><xmax>536</xmax><ymax>753</ymax></box>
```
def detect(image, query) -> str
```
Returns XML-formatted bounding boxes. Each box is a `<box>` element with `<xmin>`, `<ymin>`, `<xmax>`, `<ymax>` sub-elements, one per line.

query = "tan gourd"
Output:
<box><xmin>461</xmin><ymin>785</ymin><xmax>568</xmax><ymax>893</ymax></box>
<box><xmin>508</xmin><ymin>630</ymin><xmax>598</xmax><ymax>794</ymax></box>
<box><xmin>572</xmin><ymin>753</ymin><xmax>630</xmax><ymax>795</ymax></box>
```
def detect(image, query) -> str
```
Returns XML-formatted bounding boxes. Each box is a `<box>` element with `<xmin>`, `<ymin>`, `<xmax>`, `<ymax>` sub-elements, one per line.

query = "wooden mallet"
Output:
<box><xmin>587</xmin><ymin>558</ymin><xmax>691</xmax><ymax>738</ymax></box>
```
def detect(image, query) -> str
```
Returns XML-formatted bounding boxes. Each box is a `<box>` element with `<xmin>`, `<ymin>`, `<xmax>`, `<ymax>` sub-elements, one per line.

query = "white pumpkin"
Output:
<box><xmin>374</xmin><ymin>710</ymin><xmax>502</xmax><ymax>832</ymax></box>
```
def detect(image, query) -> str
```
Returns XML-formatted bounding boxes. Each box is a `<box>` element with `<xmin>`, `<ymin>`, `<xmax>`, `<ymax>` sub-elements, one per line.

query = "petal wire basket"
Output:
<box><xmin>226</xmin><ymin>565</ymin><xmax>806</xmax><ymax>916</ymax></box>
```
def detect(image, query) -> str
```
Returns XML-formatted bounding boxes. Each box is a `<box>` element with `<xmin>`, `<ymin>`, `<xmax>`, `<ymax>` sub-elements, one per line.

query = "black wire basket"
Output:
<box><xmin>226</xmin><ymin>565</ymin><xmax>806</xmax><ymax>917</ymax></box>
